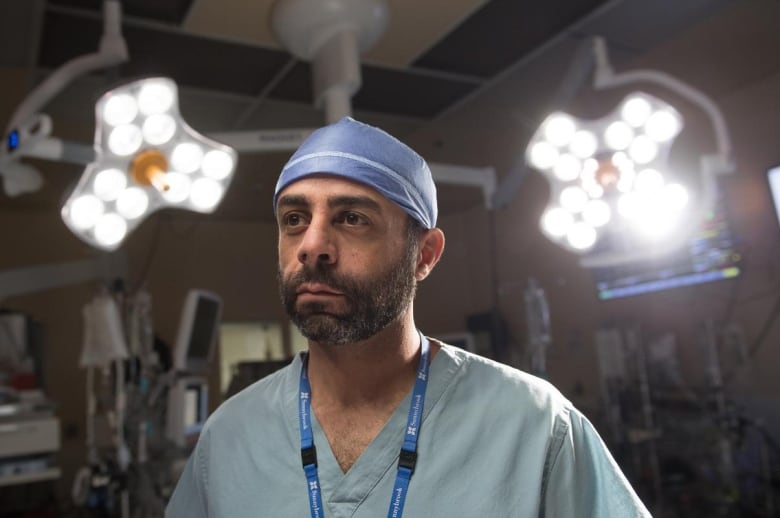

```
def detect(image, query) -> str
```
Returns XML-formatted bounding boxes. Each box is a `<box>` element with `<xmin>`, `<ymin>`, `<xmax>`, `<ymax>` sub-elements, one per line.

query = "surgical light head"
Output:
<box><xmin>527</xmin><ymin>92</ymin><xmax>687</xmax><ymax>254</ymax></box>
<box><xmin>61</xmin><ymin>78</ymin><xmax>238</xmax><ymax>251</ymax></box>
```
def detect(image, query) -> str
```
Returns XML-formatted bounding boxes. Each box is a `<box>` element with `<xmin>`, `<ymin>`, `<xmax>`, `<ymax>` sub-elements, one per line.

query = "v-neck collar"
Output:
<box><xmin>283</xmin><ymin>341</ymin><xmax>462</xmax><ymax>517</ymax></box>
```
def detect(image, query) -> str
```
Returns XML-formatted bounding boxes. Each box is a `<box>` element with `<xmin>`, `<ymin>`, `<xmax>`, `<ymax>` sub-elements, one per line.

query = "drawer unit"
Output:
<box><xmin>0</xmin><ymin>417</ymin><xmax>60</xmax><ymax>458</ymax></box>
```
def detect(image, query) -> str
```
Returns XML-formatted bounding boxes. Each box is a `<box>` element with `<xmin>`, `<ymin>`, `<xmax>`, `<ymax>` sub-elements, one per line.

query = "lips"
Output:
<box><xmin>296</xmin><ymin>283</ymin><xmax>344</xmax><ymax>296</ymax></box>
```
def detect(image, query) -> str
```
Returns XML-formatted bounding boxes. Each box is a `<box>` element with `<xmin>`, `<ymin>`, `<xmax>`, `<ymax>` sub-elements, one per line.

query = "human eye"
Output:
<box><xmin>336</xmin><ymin>211</ymin><xmax>369</xmax><ymax>226</ymax></box>
<box><xmin>280</xmin><ymin>212</ymin><xmax>308</xmax><ymax>231</ymax></box>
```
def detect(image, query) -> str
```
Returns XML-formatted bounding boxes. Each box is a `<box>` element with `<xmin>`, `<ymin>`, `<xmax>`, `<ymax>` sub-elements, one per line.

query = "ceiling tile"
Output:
<box><xmin>49</xmin><ymin>0</ymin><xmax>195</xmax><ymax>25</ymax></box>
<box><xmin>39</xmin><ymin>10</ymin><xmax>291</xmax><ymax>97</ymax></box>
<box><xmin>413</xmin><ymin>0</ymin><xmax>610</xmax><ymax>77</ymax></box>
<box><xmin>364</xmin><ymin>0</ymin><xmax>489</xmax><ymax>67</ymax></box>
<box><xmin>183</xmin><ymin>0</ymin><xmax>281</xmax><ymax>48</ymax></box>
<box><xmin>354</xmin><ymin>65</ymin><xmax>479</xmax><ymax>118</ymax></box>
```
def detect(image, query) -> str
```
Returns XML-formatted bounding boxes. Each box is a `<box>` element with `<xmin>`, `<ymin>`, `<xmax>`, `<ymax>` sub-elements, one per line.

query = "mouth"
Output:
<box><xmin>296</xmin><ymin>283</ymin><xmax>344</xmax><ymax>297</ymax></box>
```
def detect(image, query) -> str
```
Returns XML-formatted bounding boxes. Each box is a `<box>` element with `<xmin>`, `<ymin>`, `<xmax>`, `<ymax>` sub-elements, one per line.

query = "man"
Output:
<box><xmin>166</xmin><ymin>117</ymin><xmax>651</xmax><ymax>517</ymax></box>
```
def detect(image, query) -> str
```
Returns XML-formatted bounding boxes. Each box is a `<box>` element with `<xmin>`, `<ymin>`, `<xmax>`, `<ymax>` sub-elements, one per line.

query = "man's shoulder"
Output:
<box><xmin>436</xmin><ymin>342</ymin><xmax>573</xmax><ymax>417</ymax></box>
<box><xmin>205</xmin><ymin>358</ymin><xmax>297</xmax><ymax>431</ymax></box>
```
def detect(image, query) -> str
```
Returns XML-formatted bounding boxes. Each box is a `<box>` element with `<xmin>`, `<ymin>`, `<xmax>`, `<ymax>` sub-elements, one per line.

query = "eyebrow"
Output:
<box><xmin>327</xmin><ymin>195</ymin><xmax>382</xmax><ymax>212</ymax></box>
<box><xmin>276</xmin><ymin>194</ymin><xmax>309</xmax><ymax>208</ymax></box>
<box><xmin>276</xmin><ymin>193</ymin><xmax>382</xmax><ymax>213</ymax></box>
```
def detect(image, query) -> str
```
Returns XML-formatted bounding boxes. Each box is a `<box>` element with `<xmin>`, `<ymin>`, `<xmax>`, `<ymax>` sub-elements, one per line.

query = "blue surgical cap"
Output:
<box><xmin>273</xmin><ymin>117</ymin><xmax>437</xmax><ymax>229</ymax></box>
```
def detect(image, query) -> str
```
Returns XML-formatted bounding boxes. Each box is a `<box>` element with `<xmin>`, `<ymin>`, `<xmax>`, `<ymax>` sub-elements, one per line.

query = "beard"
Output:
<box><xmin>278</xmin><ymin>243</ymin><xmax>418</xmax><ymax>345</ymax></box>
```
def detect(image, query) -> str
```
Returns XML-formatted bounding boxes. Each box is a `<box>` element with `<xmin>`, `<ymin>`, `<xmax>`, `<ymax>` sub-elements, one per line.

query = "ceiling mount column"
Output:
<box><xmin>271</xmin><ymin>0</ymin><xmax>389</xmax><ymax>123</ymax></box>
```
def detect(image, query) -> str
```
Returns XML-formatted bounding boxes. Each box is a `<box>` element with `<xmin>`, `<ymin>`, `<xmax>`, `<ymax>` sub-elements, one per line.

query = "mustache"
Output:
<box><xmin>282</xmin><ymin>263</ymin><xmax>355</xmax><ymax>296</ymax></box>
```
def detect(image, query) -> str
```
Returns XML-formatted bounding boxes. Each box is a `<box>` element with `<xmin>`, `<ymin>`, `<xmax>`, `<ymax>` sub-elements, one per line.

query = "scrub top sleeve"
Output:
<box><xmin>541</xmin><ymin>408</ymin><xmax>652</xmax><ymax>518</ymax></box>
<box><xmin>166</xmin><ymin>433</ymin><xmax>209</xmax><ymax>518</ymax></box>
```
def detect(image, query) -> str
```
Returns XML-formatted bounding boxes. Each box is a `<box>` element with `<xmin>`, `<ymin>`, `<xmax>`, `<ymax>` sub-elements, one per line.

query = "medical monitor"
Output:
<box><xmin>768</xmin><ymin>165</ymin><xmax>780</xmax><ymax>227</ymax></box>
<box><xmin>166</xmin><ymin>376</ymin><xmax>209</xmax><ymax>448</ymax></box>
<box><xmin>172</xmin><ymin>290</ymin><xmax>222</xmax><ymax>374</ymax></box>
<box><xmin>591</xmin><ymin>183</ymin><xmax>741</xmax><ymax>300</ymax></box>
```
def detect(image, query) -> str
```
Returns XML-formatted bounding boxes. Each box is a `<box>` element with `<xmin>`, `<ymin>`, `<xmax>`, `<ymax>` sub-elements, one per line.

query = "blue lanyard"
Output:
<box><xmin>298</xmin><ymin>335</ymin><xmax>431</xmax><ymax>518</ymax></box>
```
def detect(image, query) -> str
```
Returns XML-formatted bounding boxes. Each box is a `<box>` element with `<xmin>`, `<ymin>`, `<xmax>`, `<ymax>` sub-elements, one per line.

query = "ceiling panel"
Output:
<box><xmin>182</xmin><ymin>0</ymin><xmax>491</xmax><ymax>68</ymax></box>
<box><xmin>49</xmin><ymin>0</ymin><xmax>195</xmax><ymax>24</ymax></box>
<box><xmin>183</xmin><ymin>0</ymin><xmax>278</xmax><ymax>47</ymax></box>
<box><xmin>2</xmin><ymin>0</ymin><xmax>778</xmax><ymax>224</ymax></box>
<box><xmin>413</xmin><ymin>0</ymin><xmax>610</xmax><ymax>78</ymax></box>
<box><xmin>39</xmin><ymin>10</ymin><xmax>292</xmax><ymax>97</ymax></box>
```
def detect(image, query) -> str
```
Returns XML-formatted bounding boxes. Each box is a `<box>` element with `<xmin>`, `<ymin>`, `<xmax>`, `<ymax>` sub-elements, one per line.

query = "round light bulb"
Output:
<box><xmin>585</xmin><ymin>182</ymin><xmax>605</xmax><ymax>199</ymax></box>
<box><xmin>621</xmin><ymin>96</ymin><xmax>652</xmax><ymax>127</ymax></box>
<box><xmin>528</xmin><ymin>141</ymin><xmax>559</xmax><ymax>170</ymax></box>
<box><xmin>162</xmin><ymin>173</ymin><xmax>192</xmax><ymax>203</ymax></box>
<box><xmin>617</xmin><ymin>192</ymin><xmax>641</xmax><ymax>219</ymax></box>
<box><xmin>583</xmin><ymin>158</ymin><xmax>599</xmax><ymax>176</ymax></box>
<box><xmin>190</xmin><ymin>178</ymin><xmax>224</xmax><ymax>210</ymax></box>
<box><xmin>171</xmin><ymin>142</ymin><xmax>204</xmax><ymax>174</ymax></box>
<box><xmin>582</xmin><ymin>199</ymin><xmax>611</xmax><ymax>227</ymax></box>
<box><xmin>142</xmin><ymin>114</ymin><xmax>177</xmax><ymax>145</ymax></box>
<box><xmin>137</xmin><ymin>81</ymin><xmax>175</xmax><ymax>115</ymax></box>
<box><xmin>566</xmin><ymin>222</ymin><xmax>597</xmax><ymax>250</ymax></box>
<box><xmin>108</xmin><ymin>125</ymin><xmax>143</xmax><ymax>156</ymax></box>
<box><xmin>559</xmin><ymin>186</ymin><xmax>589</xmax><ymax>212</ymax></box>
<box><xmin>611</xmin><ymin>151</ymin><xmax>631</xmax><ymax>168</ymax></box>
<box><xmin>635</xmin><ymin>168</ymin><xmax>665</xmax><ymax>194</ymax></box>
<box><xmin>543</xmin><ymin>114</ymin><xmax>577</xmax><ymax>147</ymax></box>
<box><xmin>604</xmin><ymin>121</ymin><xmax>634</xmax><ymax>150</ymax></box>
<box><xmin>541</xmin><ymin>207</ymin><xmax>574</xmax><ymax>238</ymax></box>
<box><xmin>569</xmin><ymin>130</ymin><xmax>598</xmax><ymax>159</ymax></box>
<box><xmin>645</xmin><ymin>109</ymin><xmax>681</xmax><ymax>142</ymax></box>
<box><xmin>94</xmin><ymin>213</ymin><xmax>128</xmax><ymax>248</ymax></box>
<box><xmin>552</xmin><ymin>154</ymin><xmax>581</xmax><ymax>182</ymax></box>
<box><xmin>628</xmin><ymin>135</ymin><xmax>659</xmax><ymax>164</ymax></box>
<box><xmin>116</xmin><ymin>187</ymin><xmax>149</xmax><ymax>219</ymax></box>
<box><xmin>68</xmin><ymin>195</ymin><xmax>104</xmax><ymax>230</ymax></box>
<box><xmin>664</xmin><ymin>183</ymin><xmax>689</xmax><ymax>211</ymax></box>
<box><xmin>616</xmin><ymin>175</ymin><xmax>634</xmax><ymax>193</ymax></box>
<box><xmin>633</xmin><ymin>194</ymin><xmax>677</xmax><ymax>237</ymax></box>
<box><xmin>202</xmin><ymin>150</ymin><xmax>234</xmax><ymax>180</ymax></box>
<box><xmin>93</xmin><ymin>168</ymin><xmax>127</xmax><ymax>201</ymax></box>
<box><xmin>102</xmin><ymin>94</ymin><xmax>138</xmax><ymax>126</ymax></box>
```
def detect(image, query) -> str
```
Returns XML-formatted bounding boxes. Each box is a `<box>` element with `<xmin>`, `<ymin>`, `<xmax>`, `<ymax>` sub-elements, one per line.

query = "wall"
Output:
<box><xmin>3</xmin><ymin>72</ymin><xmax>780</xmax><ymax>500</ymax></box>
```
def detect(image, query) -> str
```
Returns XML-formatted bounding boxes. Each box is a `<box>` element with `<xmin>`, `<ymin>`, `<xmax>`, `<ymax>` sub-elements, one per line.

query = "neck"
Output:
<box><xmin>305</xmin><ymin>314</ymin><xmax>425</xmax><ymax>407</ymax></box>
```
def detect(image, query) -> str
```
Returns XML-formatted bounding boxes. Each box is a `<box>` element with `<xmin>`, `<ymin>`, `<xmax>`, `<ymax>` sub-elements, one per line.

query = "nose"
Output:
<box><xmin>297</xmin><ymin>218</ymin><xmax>337</xmax><ymax>267</ymax></box>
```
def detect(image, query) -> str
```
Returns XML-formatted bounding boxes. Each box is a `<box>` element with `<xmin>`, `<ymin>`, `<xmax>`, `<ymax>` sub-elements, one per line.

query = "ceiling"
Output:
<box><xmin>1</xmin><ymin>0</ymin><xmax>778</xmax><ymax>224</ymax></box>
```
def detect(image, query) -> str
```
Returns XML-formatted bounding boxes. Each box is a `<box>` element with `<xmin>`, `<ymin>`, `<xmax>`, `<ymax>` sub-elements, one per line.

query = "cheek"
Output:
<box><xmin>278</xmin><ymin>241</ymin><xmax>298</xmax><ymax>270</ymax></box>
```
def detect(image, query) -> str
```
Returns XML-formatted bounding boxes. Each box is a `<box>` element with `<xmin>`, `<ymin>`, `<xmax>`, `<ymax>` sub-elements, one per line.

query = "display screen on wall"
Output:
<box><xmin>592</xmin><ymin>184</ymin><xmax>741</xmax><ymax>300</ymax></box>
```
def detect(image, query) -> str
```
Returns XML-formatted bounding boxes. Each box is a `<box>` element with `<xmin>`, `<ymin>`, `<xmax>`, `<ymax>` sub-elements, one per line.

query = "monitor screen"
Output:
<box><xmin>768</xmin><ymin>165</ymin><xmax>780</xmax><ymax>227</ymax></box>
<box><xmin>173</xmin><ymin>290</ymin><xmax>222</xmax><ymax>373</ymax></box>
<box><xmin>592</xmin><ymin>184</ymin><xmax>741</xmax><ymax>300</ymax></box>
<box><xmin>188</xmin><ymin>297</ymin><xmax>220</xmax><ymax>361</ymax></box>
<box><xmin>183</xmin><ymin>381</ymin><xmax>208</xmax><ymax>436</ymax></box>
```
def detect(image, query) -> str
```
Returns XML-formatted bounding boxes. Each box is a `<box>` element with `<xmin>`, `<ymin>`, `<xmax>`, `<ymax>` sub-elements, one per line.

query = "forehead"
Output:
<box><xmin>276</xmin><ymin>174</ymin><xmax>404</xmax><ymax>215</ymax></box>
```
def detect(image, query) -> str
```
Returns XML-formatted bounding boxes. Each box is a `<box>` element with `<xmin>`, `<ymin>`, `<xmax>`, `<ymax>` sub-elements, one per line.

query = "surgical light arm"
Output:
<box><xmin>0</xmin><ymin>0</ymin><xmax>128</xmax><ymax>196</ymax></box>
<box><xmin>493</xmin><ymin>36</ymin><xmax>735</xmax><ymax>212</ymax></box>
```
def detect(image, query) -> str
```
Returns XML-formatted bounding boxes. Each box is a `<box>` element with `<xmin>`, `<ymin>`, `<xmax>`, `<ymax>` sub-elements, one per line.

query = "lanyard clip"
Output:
<box><xmin>301</xmin><ymin>445</ymin><xmax>318</xmax><ymax>468</ymax></box>
<box><xmin>398</xmin><ymin>448</ymin><xmax>417</xmax><ymax>474</ymax></box>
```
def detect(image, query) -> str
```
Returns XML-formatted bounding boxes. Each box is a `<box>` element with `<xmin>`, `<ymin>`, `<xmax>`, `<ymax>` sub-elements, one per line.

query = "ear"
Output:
<box><xmin>415</xmin><ymin>228</ymin><xmax>445</xmax><ymax>281</ymax></box>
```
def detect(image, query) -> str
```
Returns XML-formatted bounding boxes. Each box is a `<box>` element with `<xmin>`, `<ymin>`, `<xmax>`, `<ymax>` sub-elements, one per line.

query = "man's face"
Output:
<box><xmin>276</xmin><ymin>176</ymin><xmax>419</xmax><ymax>345</ymax></box>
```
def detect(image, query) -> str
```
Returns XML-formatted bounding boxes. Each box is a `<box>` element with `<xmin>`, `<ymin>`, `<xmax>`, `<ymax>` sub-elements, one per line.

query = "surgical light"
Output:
<box><xmin>526</xmin><ymin>92</ymin><xmax>685</xmax><ymax>253</ymax></box>
<box><xmin>62</xmin><ymin>77</ymin><xmax>238</xmax><ymax>251</ymax></box>
<box><xmin>541</xmin><ymin>207</ymin><xmax>574</xmax><ymax>238</ymax></box>
<box><xmin>93</xmin><ymin>168</ymin><xmax>126</xmax><ymax>201</ymax></box>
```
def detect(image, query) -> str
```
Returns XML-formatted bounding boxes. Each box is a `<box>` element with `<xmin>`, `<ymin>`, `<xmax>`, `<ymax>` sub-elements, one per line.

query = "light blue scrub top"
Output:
<box><xmin>166</xmin><ymin>343</ymin><xmax>651</xmax><ymax>517</ymax></box>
